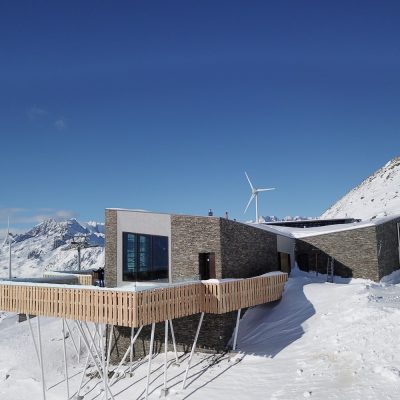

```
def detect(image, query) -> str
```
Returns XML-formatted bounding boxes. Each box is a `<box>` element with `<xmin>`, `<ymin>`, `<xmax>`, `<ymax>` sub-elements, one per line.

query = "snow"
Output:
<box><xmin>322</xmin><ymin>156</ymin><xmax>400</xmax><ymax>220</ymax></box>
<box><xmin>0</xmin><ymin>218</ymin><xmax>104</xmax><ymax>279</ymax></box>
<box><xmin>253</xmin><ymin>214</ymin><xmax>400</xmax><ymax>239</ymax></box>
<box><xmin>1</xmin><ymin>268</ymin><xmax>400</xmax><ymax>399</ymax></box>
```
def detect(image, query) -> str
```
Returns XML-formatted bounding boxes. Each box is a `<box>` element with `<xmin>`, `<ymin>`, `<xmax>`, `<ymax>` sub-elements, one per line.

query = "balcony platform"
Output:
<box><xmin>0</xmin><ymin>272</ymin><xmax>287</xmax><ymax>327</ymax></box>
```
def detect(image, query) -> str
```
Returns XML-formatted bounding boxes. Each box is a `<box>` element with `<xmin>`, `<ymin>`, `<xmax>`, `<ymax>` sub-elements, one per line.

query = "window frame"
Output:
<box><xmin>122</xmin><ymin>232</ymin><xmax>169</xmax><ymax>282</ymax></box>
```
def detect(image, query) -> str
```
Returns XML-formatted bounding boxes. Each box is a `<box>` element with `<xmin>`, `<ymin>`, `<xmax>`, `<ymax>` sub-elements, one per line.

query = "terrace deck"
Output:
<box><xmin>0</xmin><ymin>272</ymin><xmax>287</xmax><ymax>327</ymax></box>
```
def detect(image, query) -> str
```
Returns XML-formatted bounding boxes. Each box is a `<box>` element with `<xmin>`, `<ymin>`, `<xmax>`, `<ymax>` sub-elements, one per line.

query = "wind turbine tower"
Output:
<box><xmin>244</xmin><ymin>172</ymin><xmax>275</xmax><ymax>224</ymax></box>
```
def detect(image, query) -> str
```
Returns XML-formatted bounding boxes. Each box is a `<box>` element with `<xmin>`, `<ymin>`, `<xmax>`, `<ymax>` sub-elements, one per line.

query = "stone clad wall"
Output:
<box><xmin>376</xmin><ymin>217</ymin><xmax>400</xmax><ymax>279</ymax></box>
<box><xmin>107</xmin><ymin>212</ymin><xmax>281</xmax><ymax>362</ymax></box>
<box><xmin>220</xmin><ymin>220</ymin><xmax>278</xmax><ymax>278</ymax></box>
<box><xmin>105</xmin><ymin>209</ymin><xmax>117</xmax><ymax>287</ymax></box>
<box><xmin>296</xmin><ymin>226</ymin><xmax>380</xmax><ymax>281</ymax></box>
<box><xmin>171</xmin><ymin>215</ymin><xmax>222</xmax><ymax>281</ymax></box>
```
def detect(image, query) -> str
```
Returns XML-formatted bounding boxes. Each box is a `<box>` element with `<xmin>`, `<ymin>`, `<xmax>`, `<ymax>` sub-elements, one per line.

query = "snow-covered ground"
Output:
<box><xmin>1</xmin><ymin>268</ymin><xmax>400</xmax><ymax>399</ymax></box>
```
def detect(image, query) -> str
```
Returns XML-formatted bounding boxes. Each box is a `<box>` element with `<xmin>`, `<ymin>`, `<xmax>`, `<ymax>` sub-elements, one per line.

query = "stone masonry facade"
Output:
<box><xmin>220</xmin><ymin>219</ymin><xmax>278</xmax><ymax>278</ymax></box>
<box><xmin>171</xmin><ymin>215</ymin><xmax>222</xmax><ymax>281</ymax></box>
<box><xmin>296</xmin><ymin>219</ymin><xmax>400</xmax><ymax>282</ymax></box>
<box><xmin>376</xmin><ymin>216</ymin><xmax>400</xmax><ymax>279</ymax></box>
<box><xmin>105</xmin><ymin>211</ymin><xmax>279</xmax><ymax>361</ymax></box>
<box><xmin>105</xmin><ymin>209</ymin><xmax>117</xmax><ymax>288</ymax></box>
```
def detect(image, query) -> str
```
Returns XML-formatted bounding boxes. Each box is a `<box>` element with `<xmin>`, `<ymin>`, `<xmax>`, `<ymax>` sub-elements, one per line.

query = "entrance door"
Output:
<box><xmin>279</xmin><ymin>252</ymin><xmax>291</xmax><ymax>274</ymax></box>
<box><xmin>199</xmin><ymin>252</ymin><xmax>216</xmax><ymax>280</ymax></box>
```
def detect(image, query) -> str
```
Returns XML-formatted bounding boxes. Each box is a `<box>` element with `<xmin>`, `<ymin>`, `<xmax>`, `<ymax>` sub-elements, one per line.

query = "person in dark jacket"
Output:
<box><xmin>94</xmin><ymin>267</ymin><xmax>105</xmax><ymax>287</ymax></box>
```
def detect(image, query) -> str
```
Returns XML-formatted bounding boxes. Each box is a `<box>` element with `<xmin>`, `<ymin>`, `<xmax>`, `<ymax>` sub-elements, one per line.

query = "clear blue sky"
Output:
<box><xmin>1</xmin><ymin>1</ymin><xmax>399</xmax><ymax>233</ymax></box>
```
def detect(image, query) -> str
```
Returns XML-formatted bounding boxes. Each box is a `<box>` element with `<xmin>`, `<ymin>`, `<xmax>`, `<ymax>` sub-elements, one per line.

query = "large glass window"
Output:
<box><xmin>123</xmin><ymin>232</ymin><xmax>168</xmax><ymax>281</ymax></box>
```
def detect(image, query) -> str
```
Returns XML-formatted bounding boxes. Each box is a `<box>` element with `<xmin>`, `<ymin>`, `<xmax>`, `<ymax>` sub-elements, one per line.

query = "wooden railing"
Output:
<box><xmin>203</xmin><ymin>273</ymin><xmax>287</xmax><ymax>313</ymax></box>
<box><xmin>0</xmin><ymin>272</ymin><xmax>287</xmax><ymax>327</ymax></box>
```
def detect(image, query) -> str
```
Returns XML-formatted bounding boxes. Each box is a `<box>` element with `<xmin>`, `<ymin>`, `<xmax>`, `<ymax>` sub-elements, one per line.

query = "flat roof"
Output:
<box><xmin>251</xmin><ymin>214</ymin><xmax>400</xmax><ymax>239</ymax></box>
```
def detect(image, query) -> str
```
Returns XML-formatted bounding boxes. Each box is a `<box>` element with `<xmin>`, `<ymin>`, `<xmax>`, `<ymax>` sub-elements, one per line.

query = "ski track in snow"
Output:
<box><xmin>1</xmin><ymin>268</ymin><xmax>400</xmax><ymax>399</ymax></box>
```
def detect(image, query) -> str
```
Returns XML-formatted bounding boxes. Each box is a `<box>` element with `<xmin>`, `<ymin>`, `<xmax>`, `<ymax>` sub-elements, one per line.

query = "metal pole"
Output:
<box><xmin>75</xmin><ymin>327</ymin><xmax>99</xmax><ymax>399</ymax></box>
<box><xmin>109</xmin><ymin>326</ymin><xmax>143</xmax><ymax>387</ymax></box>
<box><xmin>106</xmin><ymin>325</ymin><xmax>114</xmax><ymax>374</ymax></box>
<box><xmin>78</xmin><ymin>246</ymin><xmax>81</xmax><ymax>271</ymax></box>
<box><xmin>100</xmin><ymin>325</ymin><xmax>107</xmax><ymax>399</ymax></box>
<box><xmin>182</xmin><ymin>312</ymin><xmax>204</xmax><ymax>390</ymax></box>
<box><xmin>129</xmin><ymin>327</ymin><xmax>134</xmax><ymax>373</ymax></box>
<box><xmin>83</xmin><ymin>322</ymin><xmax>104</xmax><ymax>363</ymax></box>
<box><xmin>255</xmin><ymin>194</ymin><xmax>259</xmax><ymax>223</ymax></box>
<box><xmin>62</xmin><ymin>319</ymin><xmax>70</xmax><ymax>400</ymax></box>
<box><xmin>145</xmin><ymin>322</ymin><xmax>156</xmax><ymax>400</ymax></box>
<box><xmin>78</xmin><ymin>321</ymin><xmax>82</xmax><ymax>363</ymax></box>
<box><xmin>75</xmin><ymin>322</ymin><xmax>104</xmax><ymax>379</ymax></box>
<box><xmin>37</xmin><ymin>316</ymin><xmax>47</xmax><ymax>400</ymax></box>
<box><xmin>26</xmin><ymin>314</ymin><xmax>40</xmax><ymax>365</ymax></box>
<box><xmin>64</xmin><ymin>320</ymin><xmax>79</xmax><ymax>359</ymax></box>
<box><xmin>8</xmin><ymin>240</ymin><xmax>12</xmax><ymax>280</ymax></box>
<box><xmin>232</xmin><ymin>308</ymin><xmax>241</xmax><ymax>351</ymax></box>
<box><xmin>169</xmin><ymin>320</ymin><xmax>179</xmax><ymax>364</ymax></box>
<box><xmin>162</xmin><ymin>320</ymin><xmax>169</xmax><ymax>396</ymax></box>
<box><xmin>75</xmin><ymin>322</ymin><xmax>116</xmax><ymax>400</ymax></box>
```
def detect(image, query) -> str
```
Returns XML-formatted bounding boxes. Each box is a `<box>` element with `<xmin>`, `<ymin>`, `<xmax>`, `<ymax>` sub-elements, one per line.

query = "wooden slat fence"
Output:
<box><xmin>0</xmin><ymin>273</ymin><xmax>287</xmax><ymax>327</ymax></box>
<box><xmin>203</xmin><ymin>273</ymin><xmax>287</xmax><ymax>313</ymax></box>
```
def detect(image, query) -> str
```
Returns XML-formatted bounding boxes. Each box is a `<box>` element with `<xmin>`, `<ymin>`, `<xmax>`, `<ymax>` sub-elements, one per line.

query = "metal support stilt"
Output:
<box><xmin>74</xmin><ymin>322</ymin><xmax>116</xmax><ymax>400</ymax></box>
<box><xmin>182</xmin><ymin>312</ymin><xmax>204</xmax><ymax>390</ymax></box>
<box><xmin>232</xmin><ymin>308</ymin><xmax>241</xmax><ymax>351</ymax></box>
<box><xmin>129</xmin><ymin>326</ymin><xmax>134</xmax><ymax>372</ymax></box>
<box><xmin>75</xmin><ymin>326</ymin><xmax>99</xmax><ymax>400</ymax></box>
<box><xmin>64</xmin><ymin>320</ymin><xmax>79</xmax><ymax>359</ymax></box>
<box><xmin>75</xmin><ymin>322</ymin><xmax>104</xmax><ymax>378</ymax></box>
<box><xmin>62</xmin><ymin>319</ymin><xmax>70</xmax><ymax>400</ymax></box>
<box><xmin>78</xmin><ymin>321</ymin><xmax>82</xmax><ymax>363</ymax></box>
<box><xmin>100</xmin><ymin>324</ymin><xmax>108</xmax><ymax>399</ymax></box>
<box><xmin>26</xmin><ymin>314</ymin><xmax>41</xmax><ymax>365</ymax></box>
<box><xmin>145</xmin><ymin>322</ymin><xmax>156</xmax><ymax>400</ymax></box>
<box><xmin>161</xmin><ymin>320</ymin><xmax>169</xmax><ymax>397</ymax></box>
<box><xmin>169</xmin><ymin>319</ymin><xmax>179</xmax><ymax>365</ymax></box>
<box><xmin>82</xmin><ymin>322</ymin><xmax>104</xmax><ymax>364</ymax></box>
<box><xmin>106</xmin><ymin>325</ymin><xmax>113</xmax><ymax>375</ymax></box>
<box><xmin>109</xmin><ymin>326</ymin><xmax>143</xmax><ymax>387</ymax></box>
<box><xmin>37</xmin><ymin>316</ymin><xmax>47</xmax><ymax>400</ymax></box>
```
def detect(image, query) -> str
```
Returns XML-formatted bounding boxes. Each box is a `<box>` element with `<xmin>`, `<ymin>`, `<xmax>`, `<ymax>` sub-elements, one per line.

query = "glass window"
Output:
<box><xmin>122</xmin><ymin>232</ymin><xmax>169</xmax><ymax>281</ymax></box>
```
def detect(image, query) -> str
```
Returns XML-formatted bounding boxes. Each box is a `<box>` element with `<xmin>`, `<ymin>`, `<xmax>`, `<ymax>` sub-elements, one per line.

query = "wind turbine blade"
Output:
<box><xmin>245</xmin><ymin>172</ymin><xmax>254</xmax><ymax>191</ymax></box>
<box><xmin>244</xmin><ymin>194</ymin><xmax>255</xmax><ymax>214</ymax></box>
<box><xmin>257</xmin><ymin>188</ymin><xmax>276</xmax><ymax>192</ymax></box>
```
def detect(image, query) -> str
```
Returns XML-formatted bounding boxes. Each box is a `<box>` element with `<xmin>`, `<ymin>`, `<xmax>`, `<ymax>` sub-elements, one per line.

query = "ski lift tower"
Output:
<box><xmin>70</xmin><ymin>234</ymin><xmax>100</xmax><ymax>271</ymax></box>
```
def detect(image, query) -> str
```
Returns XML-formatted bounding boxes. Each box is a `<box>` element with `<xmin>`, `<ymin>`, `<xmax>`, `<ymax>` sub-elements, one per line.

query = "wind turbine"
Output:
<box><xmin>244</xmin><ymin>172</ymin><xmax>275</xmax><ymax>224</ymax></box>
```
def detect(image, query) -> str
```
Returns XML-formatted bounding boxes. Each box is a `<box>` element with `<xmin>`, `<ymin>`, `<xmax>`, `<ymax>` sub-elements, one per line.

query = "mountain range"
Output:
<box><xmin>1</xmin><ymin>157</ymin><xmax>399</xmax><ymax>279</ymax></box>
<box><xmin>0</xmin><ymin>218</ymin><xmax>104</xmax><ymax>279</ymax></box>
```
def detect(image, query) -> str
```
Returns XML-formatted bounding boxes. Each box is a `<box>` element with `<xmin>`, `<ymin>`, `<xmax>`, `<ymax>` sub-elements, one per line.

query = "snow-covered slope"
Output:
<box><xmin>1</xmin><ymin>269</ymin><xmax>400</xmax><ymax>399</ymax></box>
<box><xmin>0</xmin><ymin>218</ymin><xmax>104</xmax><ymax>279</ymax></box>
<box><xmin>322</xmin><ymin>157</ymin><xmax>400</xmax><ymax>220</ymax></box>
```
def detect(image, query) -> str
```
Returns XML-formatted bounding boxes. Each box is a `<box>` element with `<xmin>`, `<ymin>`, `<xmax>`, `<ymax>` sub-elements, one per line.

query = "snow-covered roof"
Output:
<box><xmin>249</xmin><ymin>214</ymin><xmax>400</xmax><ymax>239</ymax></box>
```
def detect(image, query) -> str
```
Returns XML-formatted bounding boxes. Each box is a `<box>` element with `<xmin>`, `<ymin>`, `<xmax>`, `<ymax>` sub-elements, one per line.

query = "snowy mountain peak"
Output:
<box><xmin>321</xmin><ymin>156</ymin><xmax>400</xmax><ymax>220</ymax></box>
<box><xmin>0</xmin><ymin>218</ymin><xmax>104</xmax><ymax>279</ymax></box>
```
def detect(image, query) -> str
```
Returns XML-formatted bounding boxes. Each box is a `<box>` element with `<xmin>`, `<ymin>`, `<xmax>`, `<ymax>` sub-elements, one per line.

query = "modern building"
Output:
<box><xmin>105</xmin><ymin>208</ymin><xmax>279</xmax><ymax>287</ymax></box>
<box><xmin>104</xmin><ymin>208</ymin><xmax>281</xmax><ymax>360</ymax></box>
<box><xmin>260</xmin><ymin>215</ymin><xmax>400</xmax><ymax>281</ymax></box>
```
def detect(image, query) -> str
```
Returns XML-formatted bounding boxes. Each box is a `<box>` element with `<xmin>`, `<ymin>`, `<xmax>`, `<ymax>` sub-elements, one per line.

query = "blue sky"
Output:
<box><xmin>0</xmin><ymin>1</ymin><xmax>399</xmax><ymax>233</ymax></box>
